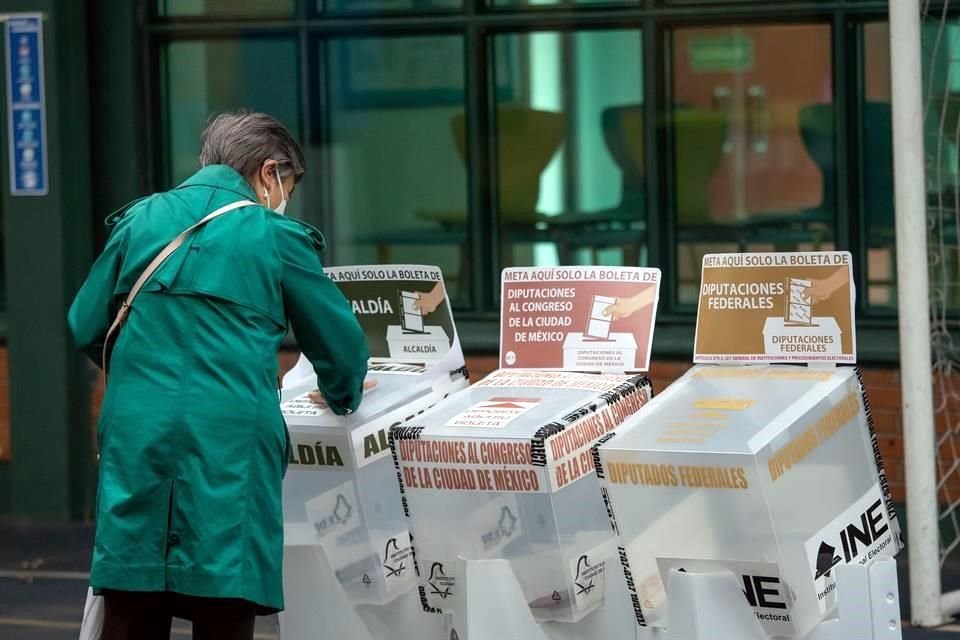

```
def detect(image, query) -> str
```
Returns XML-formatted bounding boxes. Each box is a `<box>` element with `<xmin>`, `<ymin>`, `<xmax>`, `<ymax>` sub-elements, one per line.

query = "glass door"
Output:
<box><xmin>670</xmin><ymin>23</ymin><xmax>836</xmax><ymax>303</ymax></box>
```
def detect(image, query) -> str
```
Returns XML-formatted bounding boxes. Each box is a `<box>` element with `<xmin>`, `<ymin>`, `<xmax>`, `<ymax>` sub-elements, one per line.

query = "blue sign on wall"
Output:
<box><xmin>5</xmin><ymin>13</ymin><xmax>47</xmax><ymax>196</ymax></box>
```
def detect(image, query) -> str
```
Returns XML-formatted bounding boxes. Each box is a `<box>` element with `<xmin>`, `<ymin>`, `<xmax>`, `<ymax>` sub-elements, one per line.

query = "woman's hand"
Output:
<box><xmin>309</xmin><ymin>378</ymin><xmax>378</xmax><ymax>407</ymax></box>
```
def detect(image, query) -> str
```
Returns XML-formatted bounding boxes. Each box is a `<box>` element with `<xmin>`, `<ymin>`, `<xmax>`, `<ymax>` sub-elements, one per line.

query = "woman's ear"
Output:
<box><xmin>260</xmin><ymin>159</ymin><xmax>279</xmax><ymax>191</ymax></box>
<box><xmin>249</xmin><ymin>163</ymin><xmax>268</xmax><ymax>206</ymax></box>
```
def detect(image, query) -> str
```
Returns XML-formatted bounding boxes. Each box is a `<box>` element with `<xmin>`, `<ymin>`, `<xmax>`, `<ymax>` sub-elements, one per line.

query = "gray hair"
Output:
<box><xmin>199</xmin><ymin>110</ymin><xmax>305</xmax><ymax>182</ymax></box>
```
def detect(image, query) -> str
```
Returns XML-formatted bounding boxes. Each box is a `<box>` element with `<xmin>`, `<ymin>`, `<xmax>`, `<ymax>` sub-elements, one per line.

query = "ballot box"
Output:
<box><xmin>596</xmin><ymin>252</ymin><xmax>901</xmax><ymax>638</ymax></box>
<box><xmin>392</xmin><ymin>266</ymin><xmax>662</xmax><ymax>623</ymax></box>
<box><xmin>281</xmin><ymin>265</ymin><xmax>468</xmax><ymax>608</ymax></box>
<box><xmin>393</xmin><ymin>369</ymin><xmax>652</xmax><ymax>622</ymax></box>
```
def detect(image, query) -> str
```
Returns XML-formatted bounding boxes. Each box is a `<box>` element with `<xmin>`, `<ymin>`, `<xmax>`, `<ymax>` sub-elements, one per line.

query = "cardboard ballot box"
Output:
<box><xmin>281</xmin><ymin>265</ymin><xmax>468</xmax><ymax>607</ymax></box>
<box><xmin>392</xmin><ymin>369</ymin><xmax>653</xmax><ymax>623</ymax></box>
<box><xmin>596</xmin><ymin>364</ymin><xmax>901</xmax><ymax>637</ymax></box>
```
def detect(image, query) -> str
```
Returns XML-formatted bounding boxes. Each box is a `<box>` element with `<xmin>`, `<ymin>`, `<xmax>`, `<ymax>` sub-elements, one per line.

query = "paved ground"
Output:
<box><xmin>1</xmin><ymin>518</ymin><xmax>960</xmax><ymax>639</ymax></box>
<box><xmin>0</xmin><ymin>519</ymin><xmax>278</xmax><ymax>639</ymax></box>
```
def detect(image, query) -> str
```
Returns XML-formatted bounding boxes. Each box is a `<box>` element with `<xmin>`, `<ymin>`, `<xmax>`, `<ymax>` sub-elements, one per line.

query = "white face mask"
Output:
<box><xmin>264</xmin><ymin>166</ymin><xmax>288</xmax><ymax>215</ymax></box>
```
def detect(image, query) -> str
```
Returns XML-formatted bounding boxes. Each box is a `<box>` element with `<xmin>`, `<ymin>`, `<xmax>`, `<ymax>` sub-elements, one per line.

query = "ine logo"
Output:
<box><xmin>811</xmin><ymin>498</ymin><xmax>891</xmax><ymax>582</ymax></box>
<box><xmin>805</xmin><ymin>490</ymin><xmax>897</xmax><ymax>608</ymax></box>
<box><xmin>383</xmin><ymin>537</ymin><xmax>406</xmax><ymax>578</ymax></box>
<box><xmin>814</xmin><ymin>541</ymin><xmax>842</xmax><ymax>580</ymax></box>
<box><xmin>428</xmin><ymin>562</ymin><xmax>454</xmax><ymax>600</ymax></box>
<box><xmin>741</xmin><ymin>575</ymin><xmax>789</xmax><ymax>610</ymax></box>
<box><xmin>665</xmin><ymin>561</ymin><xmax>792</xmax><ymax>616</ymax></box>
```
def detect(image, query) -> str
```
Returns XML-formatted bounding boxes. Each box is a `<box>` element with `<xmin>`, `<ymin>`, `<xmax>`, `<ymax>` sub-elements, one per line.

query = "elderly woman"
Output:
<box><xmin>68</xmin><ymin>111</ymin><xmax>368</xmax><ymax>640</ymax></box>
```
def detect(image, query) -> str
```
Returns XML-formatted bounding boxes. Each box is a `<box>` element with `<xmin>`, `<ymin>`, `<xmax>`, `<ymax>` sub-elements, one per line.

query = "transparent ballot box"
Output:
<box><xmin>596</xmin><ymin>365</ymin><xmax>901</xmax><ymax>637</ymax></box>
<box><xmin>282</xmin><ymin>361</ymin><xmax>468</xmax><ymax>606</ymax></box>
<box><xmin>391</xmin><ymin>369</ymin><xmax>653</xmax><ymax>623</ymax></box>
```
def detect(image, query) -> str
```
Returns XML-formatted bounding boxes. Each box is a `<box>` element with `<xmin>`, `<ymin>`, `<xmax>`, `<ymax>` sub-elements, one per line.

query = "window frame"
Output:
<box><xmin>143</xmin><ymin>0</ymin><xmax>904</xmax><ymax>363</ymax></box>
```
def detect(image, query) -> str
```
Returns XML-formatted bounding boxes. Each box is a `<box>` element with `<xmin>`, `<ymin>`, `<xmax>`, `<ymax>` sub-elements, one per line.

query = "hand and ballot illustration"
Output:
<box><xmin>382</xmin><ymin>280</ymin><xmax>451</xmax><ymax>361</ymax></box>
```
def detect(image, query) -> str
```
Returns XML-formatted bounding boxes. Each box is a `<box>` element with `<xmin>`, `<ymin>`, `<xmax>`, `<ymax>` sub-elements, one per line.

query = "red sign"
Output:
<box><xmin>500</xmin><ymin>267</ymin><xmax>661</xmax><ymax>372</ymax></box>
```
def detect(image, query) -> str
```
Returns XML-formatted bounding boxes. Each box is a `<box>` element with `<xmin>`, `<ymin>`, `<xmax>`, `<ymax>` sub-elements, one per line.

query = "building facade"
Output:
<box><xmin>0</xmin><ymin>0</ymin><xmax>940</xmax><ymax>518</ymax></box>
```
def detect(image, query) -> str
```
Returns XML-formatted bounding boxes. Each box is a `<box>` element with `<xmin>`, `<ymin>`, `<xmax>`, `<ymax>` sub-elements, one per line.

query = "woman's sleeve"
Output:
<box><xmin>281</xmin><ymin>224</ymin><xmax>368</xmax><ymax>415</ymax></box>
<box><xmin>67</xmin><ymin>228</ymin><xmax>124</xmax><ymax>367</ymax></box>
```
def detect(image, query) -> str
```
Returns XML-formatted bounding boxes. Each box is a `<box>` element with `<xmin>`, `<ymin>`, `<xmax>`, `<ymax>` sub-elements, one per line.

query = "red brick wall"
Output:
<box><xmin>0</xmin><ymin>346</ymin><xmax>917</xmax><ymax>503</ymax></box>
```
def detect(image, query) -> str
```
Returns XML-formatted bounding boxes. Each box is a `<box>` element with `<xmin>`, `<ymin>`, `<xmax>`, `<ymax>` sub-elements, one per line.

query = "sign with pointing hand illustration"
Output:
<box><xmin>325</xmin><ymin>265</ymin><xmax>462</xmax><ymax>372</ymax></box>
<box><xmin>500</xmin><ymin>266</ymin><xmax>661</xmax><ymax>372</ymax></box>
<box><xmin>694</xmin><ymin>251</ymin><xmax>856</xmax><ymax>364</ymax></box>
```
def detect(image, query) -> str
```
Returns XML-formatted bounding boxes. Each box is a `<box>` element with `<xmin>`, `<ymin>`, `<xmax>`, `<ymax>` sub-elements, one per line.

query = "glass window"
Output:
<box><xmin>0</xmin><ymin>199</ymin><xmax>5</xmax><ymax>310</ymax></box>
<box><xmin>319</xmin><ymin>0</ymin><xmax>460</xmax><ymax>13</ymax></box>
<box><xmin>862</xmin><ymin>22</ymin><xmax>896</xmax><ymax>310</ymax></box>
<box><xmin>158</xmin><ymin>0</ymin><xmax>296</xmax><ymax>17</ymax></box>
<box><xmin>162</xmin><ymin>38</ymin><xmax>302</xmax><ymax>205</ymax></box>
<box><xmin>670</xmin><ymin>24</ymin><xmax>834</xmax><ymax>304</ymax></box>
<box><xmin>324</xmin><ymin>35</ymin><xmax>470</xmax><ymax>307</ymax></box>
<box><xmin>660</xmin><ymin>0</ymin><xmax>830</xmax><ymax>4</ymax></box>
<box><xmin>492</xmin><ymin>30</ymin><xmax>646</xmax><ymax>275</ymax></box>
<box><xmin>491</xmin><ymin>0</ymin><xmax>636</xmax><ymax>8</ymax></box>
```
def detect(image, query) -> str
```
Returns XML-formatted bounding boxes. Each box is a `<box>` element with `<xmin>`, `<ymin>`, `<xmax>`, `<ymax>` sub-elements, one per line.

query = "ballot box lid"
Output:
<box><xmin>282</xmin><ymin>362</ymin><xmax>461</xmax><ymax>429</ymax></box>
<box><xmin>400</xmin><ymin>369</ymin><xmax>648</xmax><ymax>441</ymax></box>
<box><xmin>602</xmin><ymin>364</ymin><xmax>858</xmax><ymax>455</ymax></box>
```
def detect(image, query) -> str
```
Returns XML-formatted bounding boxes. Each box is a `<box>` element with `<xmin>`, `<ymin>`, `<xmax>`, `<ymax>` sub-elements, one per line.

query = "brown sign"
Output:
<box><xmin>694</xmin><ymin>252</ymin><xmax>856</xmax><ymax>363</ymax></box>
<box><xmin>325</xmin><ymin>265</ymin><xmax>464</xmax><ymax>374</ymax></box>
<box><xmin>500</xmin><ymin>267</ymin><xmax>661</xmax><ymax>372</ymax></box>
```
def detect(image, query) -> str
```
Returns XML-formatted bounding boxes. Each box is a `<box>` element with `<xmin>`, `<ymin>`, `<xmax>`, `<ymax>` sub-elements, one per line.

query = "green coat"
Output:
<box><xmin>68</xmin><ymin>165</ymin><xmax>368</xmax><ymax>612</ymax></box>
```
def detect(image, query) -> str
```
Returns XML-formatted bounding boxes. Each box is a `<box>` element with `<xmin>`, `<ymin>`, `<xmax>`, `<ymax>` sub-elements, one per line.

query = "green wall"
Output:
<box><xmin>0</xmin><ymin>0</ymin><xmax>141</xmax><ymax>520</ymax></box>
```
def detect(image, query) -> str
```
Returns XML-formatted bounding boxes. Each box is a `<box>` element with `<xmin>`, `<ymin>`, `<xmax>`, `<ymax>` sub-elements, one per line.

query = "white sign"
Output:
<box><xmin>569</xmin><ymin>538</ymin><xmax>618</xmax><ymax>613</ymax></box>
<box><xmin>803</xmin><ymin>484</ymin><xmax>897</xmax><ymax>613</ymax></box>
<box><xmin>447</xmin><ymin>397</ymin><xmax>541</xmax><ymax>429</ymax></box>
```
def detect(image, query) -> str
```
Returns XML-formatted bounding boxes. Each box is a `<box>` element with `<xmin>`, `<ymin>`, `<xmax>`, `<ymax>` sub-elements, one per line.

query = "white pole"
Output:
<box><xmin>889</xmin><ymin>0</ymin><xmax>944</xmax><ymax>627</ymax></box>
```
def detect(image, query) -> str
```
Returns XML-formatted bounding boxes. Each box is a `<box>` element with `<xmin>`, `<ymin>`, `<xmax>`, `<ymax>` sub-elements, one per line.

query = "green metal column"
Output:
<box><xmin>1</xmin><ymin>0</ymin><xmax>94</xmax><ymax>519</ymax></box>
